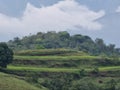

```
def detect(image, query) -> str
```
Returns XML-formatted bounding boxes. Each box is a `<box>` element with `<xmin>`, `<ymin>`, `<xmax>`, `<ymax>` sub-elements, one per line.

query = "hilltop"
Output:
<box><xmin>8</xmin><ymin>31</ymin><xmax>120</xmax><ymax>56</ymax></box>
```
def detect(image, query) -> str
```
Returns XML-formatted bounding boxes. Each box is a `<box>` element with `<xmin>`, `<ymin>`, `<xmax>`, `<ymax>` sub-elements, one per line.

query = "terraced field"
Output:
<box><xmin>2</xmin><ymin>49</ymin><xmax>120</xmax><ymax>90</ymax></box>
<box><xmin>11</xmin><ymin>50</ymin><xmax>120</xmax><ymax>73</ymax></box>
<box><xmin>8</xmin><ymin>65</ymin><xmax>120</xmax><ymax>72</ymax></box>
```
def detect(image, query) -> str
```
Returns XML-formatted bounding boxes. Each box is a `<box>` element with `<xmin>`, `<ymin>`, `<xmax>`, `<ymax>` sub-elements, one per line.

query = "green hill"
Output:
<box><xmin>0</xmin><ymin>72</ymin><xmax>45</xmax><ymax>90</ymax></box>
<box><xmin>8</xmin><ymin>31</ymin><xmax>120</xmax><ymax>56</ymax></box>
<box><xmin>1</xmin><ymin>49</ymin><xmax>120</xmax><ymax>90</ymax></box>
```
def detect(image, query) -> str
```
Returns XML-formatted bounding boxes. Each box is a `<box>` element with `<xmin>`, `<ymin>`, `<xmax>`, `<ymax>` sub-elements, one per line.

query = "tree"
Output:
<box><xmin>13</xmin><ymin>37</ymin><xmax>21</xmax><ymax>45</ymax></box>
<box><xmin>7</xmin><ymin>31</ymin><xmax>120</xmax><ymax>56</ymax></box>
<box><xmin>0</xmin><ymin>43</ymin><xmax>13</xmax><ymax>68</ymax></box>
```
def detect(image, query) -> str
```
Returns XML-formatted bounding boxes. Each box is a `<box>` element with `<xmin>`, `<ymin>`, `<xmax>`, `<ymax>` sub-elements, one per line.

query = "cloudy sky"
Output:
<box><xmin>0</xmin><ymin>0</ymin><xmax>120</xmax><ymax>47</ymax></box>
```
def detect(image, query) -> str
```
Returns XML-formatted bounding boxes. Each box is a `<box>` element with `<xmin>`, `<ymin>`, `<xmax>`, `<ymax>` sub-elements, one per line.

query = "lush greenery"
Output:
<box><xmin>0</xmin><ymin>43</ymin><xmax>13</xmax><ymax>68</ymax></box>
<box><xmin>0</xmin><ymin>72</ymin><xmax>44</xmax><ymax>90</ymax></box>
<box><xmin>14</xmin><ymin>49</ymin><xmax>80</xmax><ymax>56</ymax></box>
<box><xmin>0</xmin><ymin>49</ymin><xmax>117</xmax><ymax>90</ymax></box>
<box><xmin>8</xmin><ymin>31</ymin><xmax>120</xmax><ymax>56</ymax></box>
<box><xmin>0</xmin><ymin>32</ymin><xmax>120</xmax><ymax>90</ymax></box>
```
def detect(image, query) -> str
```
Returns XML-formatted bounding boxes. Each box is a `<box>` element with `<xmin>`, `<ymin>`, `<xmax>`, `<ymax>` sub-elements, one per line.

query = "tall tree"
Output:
<box><xmin>0</xmin><ymin>43</ymin><xmax>13</xmax><ymax>68</ymax></box>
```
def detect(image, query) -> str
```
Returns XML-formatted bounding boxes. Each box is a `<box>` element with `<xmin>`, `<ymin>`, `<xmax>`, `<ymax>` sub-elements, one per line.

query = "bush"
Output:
<box><xmin>42</xmin><ymin>74</ymin><xmax>73</xmax><ymax>90</ymax></box>
<box><xmin>79</xmin><ymin>69</ymin><xmax>87</xmax><ymax>77</ymax></box>
<box><xmin>26</xmin><ymin>72</ymin><xmax>39</xmax><ymax>83</ymax></box>
<box><xmin>69</xmin><ymin>80</ymin><xmax>102</xmax><ymax>90</ymax></box>
<box><xmin>92</xmin><ymin>67</ymin><xmax>99</xmax><ymax>75</ymax></box>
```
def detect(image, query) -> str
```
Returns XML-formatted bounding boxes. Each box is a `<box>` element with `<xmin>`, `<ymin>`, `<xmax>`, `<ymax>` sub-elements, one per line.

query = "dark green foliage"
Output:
<box><xmin>42</xmin><ymin>74</ymin><xmax>73</xmax><ymax>90</ymax></box>
<box><xmin>26</xmin><ymin>72</ymin><xmax>39</xmax><ymax>83</ymax></box>
<box><xmin>69</xmin><ymin>79</ymin><xmax>102</xmax><ymax>90</ymax></box>
<box><xmin>8</xmin><ymin>31</ymin><xmax>120</xmax><ymax>56</ymax></box>
<box><xmin>79</xmin><ymin>69</ymin><xmax>87</xmax><ymax>77</ymax></box>
<box><xmin>105</xmin><ymin>79</ymin><xmax>117</xmax><ymax>90</ymax></box>
<box><xmin>0</xmin><ymin>43</ymin><xmax>13</xmax><ymax>68</ymax></box>
<box><xmin>96</xmin><ymin>58</ymin><xmax>120</xmax><ymax>66</ymax></box>
<box><xmin>92</xmin><ymin>67</ymin><xmax>99</xmax><ymax>75</ymax></box>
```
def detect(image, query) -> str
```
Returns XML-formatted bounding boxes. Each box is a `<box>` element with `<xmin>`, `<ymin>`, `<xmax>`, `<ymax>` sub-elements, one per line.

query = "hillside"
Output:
<box><xmin>6</xmin><ymin>49</ymin><xmax>120</xmax><ymax>89</ymax></box>
<box><xmin>3</xmin><ymin>32</ymin><xmax>120</xmax><ymax>90</ymax></box>
<box><xmin>0</xmin><ymin>72</ymin><xmax>45</xmax><ymax>90</ymax></box>
<box><xmin>8</xmin><ymin>31</ymin><xmax>120</xmax><ymax>56</ymax></box>
<box><xmin>0</xmin><ymin>49</ymin><xmax>119</xmax><ymax>90</ymax></box>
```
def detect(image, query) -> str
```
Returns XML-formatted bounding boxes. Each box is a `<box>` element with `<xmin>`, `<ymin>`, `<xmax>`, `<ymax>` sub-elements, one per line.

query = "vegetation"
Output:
<box><xmin>8</xmin><ymin>31</ymin><xmax>120</xmax><ymax>56</ymax></box>
<box><xmin>6</xmin><ymin>65</ymin><xmax>120</xmax><ymax>72</ymax></box>
<box><xmin>14</xmin><ymin>49</ymin><xmax>79</xmax><ymax>56</ymax></box>
<box><xmin>0</xmin><ymin>72</ymin><xmax>44</xmax><ymax>90</ymax></box>
<box><xmin>0</xmin><ymin>31</ymin><xmax>120</xmax><ymax>90</ymax></box>
<box><xmin>0</xmin><ymin>48</ymin><xmax>120</xmax><ymax>90</ymax></box>
<box><xmin>0</xmin><ymin>43</ymin><xmax>13</xmax><ymax>68</ymax></box>
<box><xmin>12</xmin><ymin>51</ymin><xmax>120</xmax><ymax>69</ymax></box>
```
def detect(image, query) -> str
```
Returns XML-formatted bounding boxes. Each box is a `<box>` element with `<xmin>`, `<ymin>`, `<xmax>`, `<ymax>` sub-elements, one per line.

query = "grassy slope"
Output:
<box><xmin>8</xmin><ymin>65</ymin><xmax>80</xmax><ymax>72</ymax></box>
<box><xmin>0</xmin><ymin>72</ymin><xmax>45</xmax><ymax>90</ymax></box>
<box><xmin>14</xmin><ymin>49</ymin><xmax>81</xmax><ymax>56</ymax></box>
<box><xmin>13</xmin><ymin>55</ymin><xmax>120</xmax><ymax>70</ymax></box>
<box><xmin>8</xmin><ymin>65</ymin><xmax>120</xmax><ymax>72</ymax></box>
<box><xmin>14</xmin><ymin>55</ymin><xmax>101</xmax><ymax>61</ymax></box>
<box><xmin>2</xmin><ymin>49</ymin><xmax>120</xmax><ymax>90</ymax></box>
<box><xmin>12</xmin><ymin>50</ymin><xmax>120</xmax><ymax>73</ymax></box>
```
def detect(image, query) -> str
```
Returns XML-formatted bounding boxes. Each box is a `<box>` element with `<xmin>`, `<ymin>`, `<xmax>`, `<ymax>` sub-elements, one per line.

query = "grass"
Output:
<box><xmin>99</xmin><ymin>66</ymin><xmax>120</xmax><ymax>71</ymax></box>
<box><xmin>2</xmin><ymin>49</ymin><xmax>120</xmax><ymax>90</ymax></box>
<box><xmin>14</xmin><ymin>55</ymin><xmax>102</xmax><ymax>61</ymax></box>
<box><xmin>14</xmin><ymin>49</ymin><xmax>78</xmax><ymax>56</ymax></box>
<box><xmin>7</xmin><ymin>65</ymin><xmax>120</xmax><ymax>72</ymax></box>
<box><xmin>0</xmin><ymin>72</ymin><xmax>44</xmax><ymax>90</ymax></box>
<box><xmin>8</xmin><ymin>65</ymin><xmax>81</xmax><ymax>72</ymax></box>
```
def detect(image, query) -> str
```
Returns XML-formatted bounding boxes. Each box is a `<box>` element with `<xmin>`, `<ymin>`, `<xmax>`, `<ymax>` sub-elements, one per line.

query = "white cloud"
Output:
<box><xmin>0</xmin><ymin>0</ymin><xmax>105</xmax><ymax>36</ymax></box>
<box><xmin>116</xmin><ymin>6</ymin><xmax>120</xmax><ymax>13</ymax></box>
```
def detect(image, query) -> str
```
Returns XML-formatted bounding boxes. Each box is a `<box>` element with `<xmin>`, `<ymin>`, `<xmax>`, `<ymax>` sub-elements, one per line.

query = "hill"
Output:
<box><xmin>1</xmin><ymin>49</ymin><xmax>120</xmax><ymax>90</ymax></box>
<box><xmin>8</xmin><ymin>31</ymin><xmax>120</xmax><ymax>56</ymax></box>
<box><xmin>0</xmin><ymin>72</ymin><xmax>45</xmax><ymax>90</ymax></box>
<box><xmin>3</xmin><ymin>31</ymin><xmax>120</xmax><ymax>90</ymax></box>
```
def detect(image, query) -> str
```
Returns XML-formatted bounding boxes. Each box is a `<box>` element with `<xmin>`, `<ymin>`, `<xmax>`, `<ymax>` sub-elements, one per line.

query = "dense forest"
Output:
<box><xmin>8</xmin><ymin>31</ymin><xmax>120</xmax><ymax>56</ymax></box>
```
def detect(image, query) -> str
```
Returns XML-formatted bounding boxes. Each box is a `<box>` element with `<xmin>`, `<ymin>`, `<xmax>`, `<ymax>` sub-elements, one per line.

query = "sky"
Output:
<box><xmin>0</xmin><ymin>0</ymin><xmax>120</xmax><ymax>47</ymax></box>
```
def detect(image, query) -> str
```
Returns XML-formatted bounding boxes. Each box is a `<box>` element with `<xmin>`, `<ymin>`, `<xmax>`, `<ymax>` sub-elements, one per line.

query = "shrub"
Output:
<box><xmin>0</xmin><ymin>43</ymin><xmax>13</xmax><ymax>68</ymax></box>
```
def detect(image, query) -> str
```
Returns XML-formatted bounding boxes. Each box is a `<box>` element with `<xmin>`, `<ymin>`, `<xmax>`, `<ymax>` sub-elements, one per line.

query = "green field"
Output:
<box><xmin>1</xmin><ymin>49</ymin><xmax>120</xmax><ymax>90</ymax></box>
<box><xmin>0</xmin><ymin>72</ymin><xmax>45</xmax><ymax>90</ymax></box>
<box><xmin>7</xmin><ymin>65</ymin><xmax>120</xmax><ymax>72</ymax></box>
<box><xmin>11</xmin><ymin>49</ymin><xmax>120</xmax><ymax>73</ymax></box>
<box><xmin>14</xmin><ymin>55</ymin><xmax>101</xmax><ymax>60</ymax></box>
<box><xmin>14</xmin><ymin>49</ymin><xmax>83</xmax><ymax>56</ymax></box>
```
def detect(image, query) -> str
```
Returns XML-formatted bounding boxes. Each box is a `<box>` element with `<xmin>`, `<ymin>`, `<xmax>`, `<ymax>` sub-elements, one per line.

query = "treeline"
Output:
<box><xmin>8</xmin><ymin>31</ymin><xmax>120</xmax><ymax>56</ymax></box>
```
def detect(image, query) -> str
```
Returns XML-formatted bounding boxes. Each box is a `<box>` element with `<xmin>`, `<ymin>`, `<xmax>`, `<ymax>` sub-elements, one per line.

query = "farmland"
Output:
<box><xmin>1</xmin><ymin>49</ymin><xmax>120</xmax><ymax>90</ymax></box>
